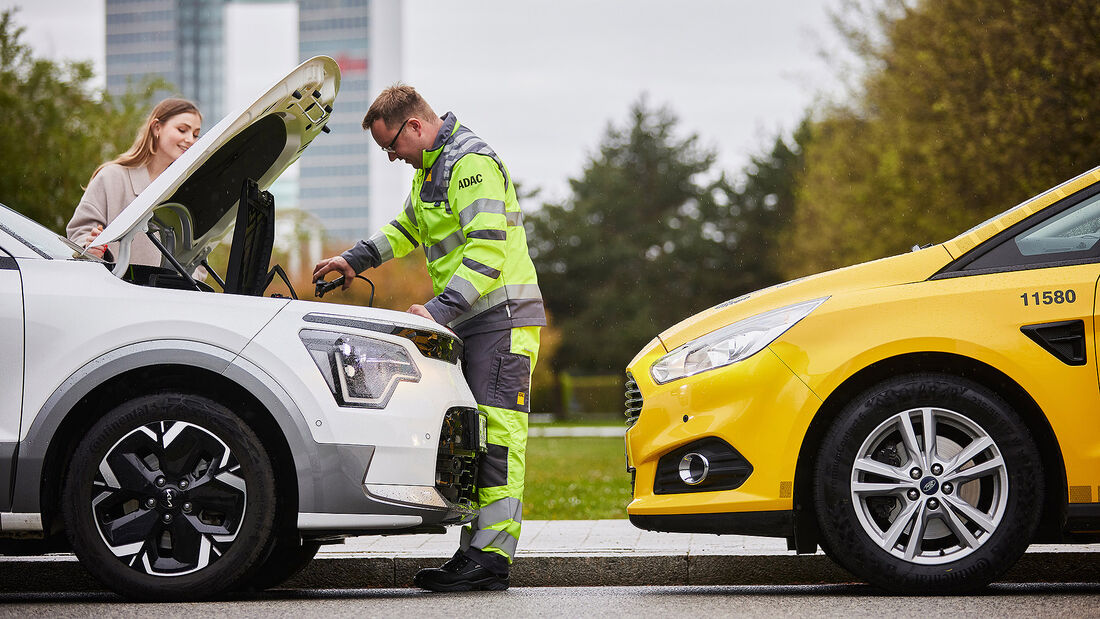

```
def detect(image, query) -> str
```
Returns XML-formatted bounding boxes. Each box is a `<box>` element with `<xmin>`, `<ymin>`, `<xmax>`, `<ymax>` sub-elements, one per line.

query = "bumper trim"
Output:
<box><xmin>629</xmin><ymin>510</ymin><xmax>794</xmax><ymax>538</ymax></box>
<box><xmin>298</xmin><ymin>513</ymin><xmax>422</xmax><ymax>530</ymax></box>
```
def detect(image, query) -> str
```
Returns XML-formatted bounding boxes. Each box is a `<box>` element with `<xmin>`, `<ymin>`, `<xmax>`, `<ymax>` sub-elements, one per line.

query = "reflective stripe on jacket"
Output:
<box><xmin>343</xmin><ymin>112</ymin><xmax>546</xmax><ymax>336</ymax></box>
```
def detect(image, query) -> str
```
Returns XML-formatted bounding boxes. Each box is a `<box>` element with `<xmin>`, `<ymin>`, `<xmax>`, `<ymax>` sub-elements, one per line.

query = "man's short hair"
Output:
<box><xmin>362</xmin><ymin>84</ymin><xmax>437</xmax><ymax>131</ymax></box>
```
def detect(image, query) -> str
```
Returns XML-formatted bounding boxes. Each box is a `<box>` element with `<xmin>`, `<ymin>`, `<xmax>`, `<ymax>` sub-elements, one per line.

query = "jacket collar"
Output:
<box><xmin>421</xmin><ymin>112</ymin><xmax>459</xmax><ymax>170</ymax></box>
<box><xmin>126</xmin><ymin>165</ymin><xmax>152</xmax><ymax>196</ymax></box>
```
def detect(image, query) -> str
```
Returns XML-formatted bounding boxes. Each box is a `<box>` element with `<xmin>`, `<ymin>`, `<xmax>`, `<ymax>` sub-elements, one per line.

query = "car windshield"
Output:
<box><xmin>0</xmin><ymin>202</ymin><xmax>96</xmax><ymax>261</ymax></box>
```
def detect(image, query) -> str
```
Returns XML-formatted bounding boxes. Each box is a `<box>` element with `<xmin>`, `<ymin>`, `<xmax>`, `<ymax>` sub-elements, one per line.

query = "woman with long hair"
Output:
<box><xmin>67</xmin><ymin>98</ymin><xmax>201</xmax><ymax>264</ymax></box>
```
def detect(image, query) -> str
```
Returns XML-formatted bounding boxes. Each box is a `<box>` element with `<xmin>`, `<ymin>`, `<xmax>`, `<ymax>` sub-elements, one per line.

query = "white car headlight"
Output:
<box><xmin>300</xmin><ymin>330</ymin><xmax>421</xmax><ymax>409</ymax></box>
<box><xmin>650</xmin><ymin>297</ymin><xmax>828</xmax><ymax>384</ymax></box>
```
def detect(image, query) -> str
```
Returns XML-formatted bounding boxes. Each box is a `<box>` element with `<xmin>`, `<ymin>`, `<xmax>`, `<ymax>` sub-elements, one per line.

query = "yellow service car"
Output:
<box><xmin>624</xmin><ymin>166</ymin><xmax>1100</xmax><ymax>593</ymax></box>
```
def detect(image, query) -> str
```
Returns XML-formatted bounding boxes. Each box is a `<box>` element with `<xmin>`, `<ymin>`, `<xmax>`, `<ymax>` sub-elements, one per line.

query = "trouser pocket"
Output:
<box><xmin>488</xmin><ymin>352</ymin><xmax>531</xmax><ymax>413</ymax></box>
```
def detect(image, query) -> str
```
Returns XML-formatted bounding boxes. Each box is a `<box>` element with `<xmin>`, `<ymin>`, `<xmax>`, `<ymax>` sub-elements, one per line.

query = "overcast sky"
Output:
<box><xmin>2</xmin><ymin>0</ymin><xmax>848</xmax><ymax>206</ymax></box>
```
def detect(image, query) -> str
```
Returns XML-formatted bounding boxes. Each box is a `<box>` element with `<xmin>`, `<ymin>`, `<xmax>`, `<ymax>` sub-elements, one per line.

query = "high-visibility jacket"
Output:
<box><xmin>343</xmin><ymin>112</ymin><xmax>546</xmax><ymax>336</ymax></box>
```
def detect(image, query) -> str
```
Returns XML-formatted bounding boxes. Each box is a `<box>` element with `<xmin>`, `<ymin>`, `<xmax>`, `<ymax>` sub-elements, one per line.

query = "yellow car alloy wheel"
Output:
<box><xmin>813</xmin><ymin>373</ymin><xmax>1042</xmax><ymax>593</ymax></box>
<box><xmin>850</xmin><ymin>407</ymin><xmax>1008</xmax><ymax>564</ymax></box>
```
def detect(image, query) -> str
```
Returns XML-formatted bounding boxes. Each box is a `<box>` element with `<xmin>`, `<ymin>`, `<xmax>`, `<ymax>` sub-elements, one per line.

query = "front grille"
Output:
<box><xmin>435</xmin><ymin>407</ymin><xmax>486</xmax><ymax>508</ymax></box>
<box><xmin>624</xmin><ymin>372</ymin><xmax>643</xmax><ymax>427</ymax></box>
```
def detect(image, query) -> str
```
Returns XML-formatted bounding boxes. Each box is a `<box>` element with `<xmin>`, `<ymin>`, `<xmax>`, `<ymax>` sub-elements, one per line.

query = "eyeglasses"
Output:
<box><xmin>382</xmin><ymin>118</ymin><xmax>409</xmax><ymax>153</ymax></box>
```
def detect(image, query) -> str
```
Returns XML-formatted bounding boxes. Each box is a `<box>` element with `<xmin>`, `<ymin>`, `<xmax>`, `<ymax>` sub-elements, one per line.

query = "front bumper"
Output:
<box><xmin>299</xmin><ymin>406</ymin><xmax>487</xmax><ymax>534</ymax></box>
<box><xmin>624</xmin><ymin>345</ymin><xmax>821</xmax><ymax>523</ymax></box>
<box><xmin>630</xmin><ymin>511</ymin><xmax>795</xmax><ymax>537</ymax></box>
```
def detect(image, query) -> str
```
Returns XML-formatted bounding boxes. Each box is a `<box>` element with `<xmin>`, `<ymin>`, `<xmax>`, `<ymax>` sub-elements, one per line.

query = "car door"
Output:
<box><xmin>0</xmin><ymin>244</ymin><xmax>23</xmax><ymax>511</ymax></box>
<box><xmin>946</xmin><ymin>181</ymin><xmax>1100</xmax><ymax>503</ymax></box>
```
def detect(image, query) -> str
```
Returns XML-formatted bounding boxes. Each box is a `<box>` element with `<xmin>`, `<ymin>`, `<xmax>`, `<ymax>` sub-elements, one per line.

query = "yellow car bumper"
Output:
<box><xmin>625</xmin><ymin>343</ymin><xmax>821</xmax><ymax>526</ymax></box>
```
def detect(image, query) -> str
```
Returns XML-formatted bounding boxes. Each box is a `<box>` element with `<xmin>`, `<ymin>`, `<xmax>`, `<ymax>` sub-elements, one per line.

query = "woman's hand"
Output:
<box><xmin>83</xmin><ymin>225</ymin><xmax>105</xmax><ymax>259</ymax></box>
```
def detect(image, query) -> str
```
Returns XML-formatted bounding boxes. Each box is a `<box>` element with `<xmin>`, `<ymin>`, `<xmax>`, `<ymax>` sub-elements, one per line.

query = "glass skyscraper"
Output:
<box><xmin>106</xmin><ymin>0</ymin><xmax>228</xmax><ymax>123</ymax></box>
<box><xmin>297</xmin><ymin>0</ymin><xmax>371</xmax><ymax>241</ymax></box>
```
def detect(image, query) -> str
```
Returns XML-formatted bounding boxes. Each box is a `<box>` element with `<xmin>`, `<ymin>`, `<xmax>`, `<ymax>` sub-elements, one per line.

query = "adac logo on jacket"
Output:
<box><xmin>457</xmin><ymin>173</ymin><xmax>483</xmax><ymax>189</ymax></box>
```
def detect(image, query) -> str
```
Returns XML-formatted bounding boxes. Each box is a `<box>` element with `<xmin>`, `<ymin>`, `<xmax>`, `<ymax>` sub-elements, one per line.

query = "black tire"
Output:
<box><xmin>61</xmin><ymin>393</ymin><xmax>278</xmax><ymax>601</ymax></box>
<box><xmin>813</xmin><ymin>373</ymin><xmax>1042</xmax><ymax>594</ymax></box>
<box><xmin>242</xmin><ymin>534</ymin><xmax>322</xmax><ymax>591</ymax></box>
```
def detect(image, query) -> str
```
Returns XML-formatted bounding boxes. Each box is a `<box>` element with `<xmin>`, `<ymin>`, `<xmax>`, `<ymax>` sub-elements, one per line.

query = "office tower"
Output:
<box><xmin>106</xmin><ymin>0</ymin><xmax>228</xmax><ymax>123</ymax></box>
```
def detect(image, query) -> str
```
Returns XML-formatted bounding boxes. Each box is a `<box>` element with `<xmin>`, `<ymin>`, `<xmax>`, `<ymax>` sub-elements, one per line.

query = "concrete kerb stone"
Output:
<box><xmin>2</xmin><ymin>550</ymin><xmax>1099</xmax><ymax>592</ymax></box>
<box><xmin>3</xmin><ymin>536</ymin><xmax>1100</xmax><ymax>592</ymax></box>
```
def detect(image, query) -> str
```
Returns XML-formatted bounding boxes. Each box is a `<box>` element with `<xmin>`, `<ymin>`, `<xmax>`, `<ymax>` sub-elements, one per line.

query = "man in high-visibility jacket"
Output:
<box><xmin>313</xmin><ymin>84</ymin><xmax>545</xmax><ymax>592</ymax></box>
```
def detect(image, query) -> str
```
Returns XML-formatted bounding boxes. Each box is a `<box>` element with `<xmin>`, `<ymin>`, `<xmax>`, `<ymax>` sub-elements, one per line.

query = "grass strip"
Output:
<box><xmin>523</xmin><ymin>436</ymin><xmax>634</xmax><ymax>520</ymax></box>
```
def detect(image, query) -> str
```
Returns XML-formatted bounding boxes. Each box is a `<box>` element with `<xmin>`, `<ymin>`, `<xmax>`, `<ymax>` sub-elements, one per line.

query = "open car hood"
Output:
<box><xmin>90</xmin><ymin>56</ymin><xmax>340</xmax><ymax>277</ymax></box>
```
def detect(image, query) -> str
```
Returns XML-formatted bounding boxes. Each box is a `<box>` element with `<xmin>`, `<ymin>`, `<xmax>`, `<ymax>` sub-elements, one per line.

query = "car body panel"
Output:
<box><xmin>18</xmin><ymin>257</ymin><xmax>287</xmax><ymax>437</ymax></box>
<box><xmin>653</xmin><ymin>245</ymin><xmax>953</xmax><ymax>354</ymax></box>
<box><xmin>626</xmin><ymin>164</ymin><xmax>1100</xmax><ymax>529</ymax></box>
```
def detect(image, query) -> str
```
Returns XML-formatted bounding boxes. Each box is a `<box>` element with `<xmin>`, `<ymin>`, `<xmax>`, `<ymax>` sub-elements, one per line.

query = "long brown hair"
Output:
<box><xmin>91</xmin><ymin>98</ymin><xmax>202</xmax><ymax>179</ymax></box>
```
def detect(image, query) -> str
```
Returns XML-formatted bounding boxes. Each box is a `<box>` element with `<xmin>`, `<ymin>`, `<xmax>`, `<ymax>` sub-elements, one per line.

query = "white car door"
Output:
<box><xmin>0</xmin><ymin>245</ymin><xmax>23</xmax><ymax>511</ymax></box>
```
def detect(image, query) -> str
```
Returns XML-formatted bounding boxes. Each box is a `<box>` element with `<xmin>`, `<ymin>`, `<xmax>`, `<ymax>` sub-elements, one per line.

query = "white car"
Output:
<box><xmin>0</xmin><ymin>57</ymin><xmax>485</xmax><ymax>601</ymax></box>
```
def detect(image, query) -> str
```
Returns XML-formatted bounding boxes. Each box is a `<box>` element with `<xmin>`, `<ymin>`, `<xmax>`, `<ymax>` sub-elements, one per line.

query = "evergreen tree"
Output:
<box><xmin>527</xmin><ymin>100</ymin><xmax>807</xmax><ymax>374</ymax></box>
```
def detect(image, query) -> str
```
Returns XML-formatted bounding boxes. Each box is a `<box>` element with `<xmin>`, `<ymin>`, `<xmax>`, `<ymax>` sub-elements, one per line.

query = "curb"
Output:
<box><xmin>2</xmin><ymin>551</ymin><xmax>1098</xmax><ymax>592</ymax></box>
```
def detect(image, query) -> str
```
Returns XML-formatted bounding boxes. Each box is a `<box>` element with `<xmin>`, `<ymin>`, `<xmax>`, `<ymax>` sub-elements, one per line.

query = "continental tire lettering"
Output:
<box><xmin>457</xmin><ymin>173</ymin><xmax>483</xmax><ymax>189</ymax></box>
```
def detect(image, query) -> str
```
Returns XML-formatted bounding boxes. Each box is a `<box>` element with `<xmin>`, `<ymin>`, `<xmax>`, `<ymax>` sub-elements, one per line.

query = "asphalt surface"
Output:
<box><xmin>2</xmin><ymin>519</ymin><xmax>1098</xmax><ymax>592</ymax></box>
<box><xmin>3</xmin><ymin>584</ymin><xmax>1100</xmax><ymax>617</ymax></box>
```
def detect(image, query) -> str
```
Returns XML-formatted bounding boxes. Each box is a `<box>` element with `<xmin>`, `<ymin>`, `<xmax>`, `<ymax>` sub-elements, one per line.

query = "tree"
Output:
<box><xmin>526</xmin><ymin>99</ymin><xmax>807</xmax><ymax>374</ymax></box>
<box><xmin>0</xmin><ymin>9</ymin><xmax>163</xmax><ymax>232</ymax></box>
<box><xmin>784</xmin><ymin>0</ymin><xmax>1100</xmax><ymax>277</ymax></box>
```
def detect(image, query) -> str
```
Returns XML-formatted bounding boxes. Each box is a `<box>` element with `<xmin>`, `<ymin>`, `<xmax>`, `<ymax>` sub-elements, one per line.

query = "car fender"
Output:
<box><xmin>11</xmin><ymin>339</ymin><xmax>323</xmax><ymax>518</ymax></box>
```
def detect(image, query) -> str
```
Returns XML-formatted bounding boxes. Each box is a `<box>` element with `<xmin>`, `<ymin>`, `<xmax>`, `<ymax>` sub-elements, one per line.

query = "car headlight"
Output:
<box><xmin>650</xmin><ymin>297</ymin><xmax>828</xmax><ymax>384</ymax></box>
<box><xmin>300</xmin><ymin>329</ymin><xmax>421</xmax><ymax>409</ymax></box>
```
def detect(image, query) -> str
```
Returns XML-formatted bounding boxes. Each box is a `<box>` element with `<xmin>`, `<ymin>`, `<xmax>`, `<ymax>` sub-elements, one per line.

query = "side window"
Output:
<box><xmin>963</xmin><ymin>188</ymin><xmax>1100</xmax><ymax>271</ymax></box>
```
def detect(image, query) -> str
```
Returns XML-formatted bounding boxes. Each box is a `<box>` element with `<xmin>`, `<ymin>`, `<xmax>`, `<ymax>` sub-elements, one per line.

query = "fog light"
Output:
<box><xmin>678</xmin><ymin>453</ymin><xmax>710</xmax><ymax>485</ymax></box>
<box><xmin>655</xmin><ymin>437</ymin><xmax>753</xmax><ymax>494</ymax></box>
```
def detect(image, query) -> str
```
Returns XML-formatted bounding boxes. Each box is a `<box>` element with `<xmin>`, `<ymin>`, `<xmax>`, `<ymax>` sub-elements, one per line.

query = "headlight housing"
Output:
<box><xmin>650</xmin><ymin>297</ymin><xmax>828</xmax><ymax>384</ymax></box>
<box><xmin>300</xmin><ymin>329</ymin><xmax>421</xmax><ymax>409</ymax></box>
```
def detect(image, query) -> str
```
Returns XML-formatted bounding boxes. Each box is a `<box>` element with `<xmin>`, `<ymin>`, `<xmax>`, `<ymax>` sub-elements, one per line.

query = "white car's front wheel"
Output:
<box><xmin>62</xmin><ymin>393</ymin><xmax>278</xmax><ymax>601</ymax></box>
<box><xmin>814</xmin><ymin>373</ymin><xmax>1043</xmax><ymax>593</ymax></box>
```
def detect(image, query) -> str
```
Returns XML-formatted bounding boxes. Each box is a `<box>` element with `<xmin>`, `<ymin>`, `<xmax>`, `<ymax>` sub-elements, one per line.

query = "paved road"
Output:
<box><xmin>1</xmin><ymin>584</ymin><xmax>1098</xmax><ymax>617</ymax></box>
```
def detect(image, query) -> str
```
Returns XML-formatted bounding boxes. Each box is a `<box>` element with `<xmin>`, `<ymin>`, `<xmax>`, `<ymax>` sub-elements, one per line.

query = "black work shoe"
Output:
<box><xmin>439</xmin><ymin>549</ymin><xmax>467</xmax><ymax>572</ymax></box>
<box><xmin>413</xmin><ymin>554</ymin><xmax>509</xmax><ymax>592</ymax></box>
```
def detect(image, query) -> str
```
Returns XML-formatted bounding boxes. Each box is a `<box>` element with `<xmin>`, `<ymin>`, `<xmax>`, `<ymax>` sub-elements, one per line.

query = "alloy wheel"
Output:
<box><xmin>91</xmin><ymin>420</ymin><xmax>248</xmax><ymax>576</ymax></box>
<box><xmin>849</xmin><ymin>406</ymin><xmax>1009</xmax><ymax>565</ymax></box>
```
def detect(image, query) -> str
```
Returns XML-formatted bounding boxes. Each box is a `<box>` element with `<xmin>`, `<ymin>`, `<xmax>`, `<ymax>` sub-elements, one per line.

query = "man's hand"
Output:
<box><xmin>408</xmin><ymin>304</ymin><xmax>435</xmax><ymax>321</ymax></box>
<box><xmin>312</xmin><ymin>256</ymin><xmax>356</xmax><ymax>290</ymax></box>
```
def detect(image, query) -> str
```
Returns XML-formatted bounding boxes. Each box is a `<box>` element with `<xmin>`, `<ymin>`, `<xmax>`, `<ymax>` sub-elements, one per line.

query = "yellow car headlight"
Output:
<box><xmin>650</xmin><ymin>297</ymin><xmax>828</xmax><ymax>384</ymax></box>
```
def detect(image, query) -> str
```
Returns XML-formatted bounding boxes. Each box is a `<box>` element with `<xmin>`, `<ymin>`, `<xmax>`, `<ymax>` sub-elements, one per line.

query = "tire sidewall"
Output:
<box><xmin>814</xmin><ymin>373</ymin><xmax>1042</xmax><ymax>593</ymax></box>
<box><xmin>61</xmin><ymin>393</ymin><xmax>277</xmax><ymax>601</ymax></box>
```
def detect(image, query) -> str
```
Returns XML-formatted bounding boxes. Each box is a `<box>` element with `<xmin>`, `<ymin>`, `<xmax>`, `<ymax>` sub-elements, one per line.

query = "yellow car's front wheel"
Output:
<box><xmin>814</xmin><ymin>373</ymin><xmax>1042</xmax><ymax>594</ymax></box>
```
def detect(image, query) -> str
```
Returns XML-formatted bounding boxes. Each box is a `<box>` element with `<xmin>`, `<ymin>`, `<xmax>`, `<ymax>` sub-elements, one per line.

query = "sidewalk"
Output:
<box><xmin>4</xmin><ymin>520</ymin><xmax>1098</xmax><ymax>592</ymax></box>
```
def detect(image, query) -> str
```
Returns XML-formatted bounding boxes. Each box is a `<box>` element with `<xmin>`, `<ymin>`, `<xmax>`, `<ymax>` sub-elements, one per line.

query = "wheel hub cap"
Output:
<box><xmin>919</xmin><ymin>476</ymin><xmax>939</xmax><ymax>495</ymax></box>
<box><xmin>159</xmin><ymin>487</ymin><xmax>181</xmax><ymax>510</ymax></box>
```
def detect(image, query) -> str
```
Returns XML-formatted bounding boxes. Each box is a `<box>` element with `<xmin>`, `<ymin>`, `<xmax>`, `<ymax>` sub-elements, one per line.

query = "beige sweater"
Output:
<box><xmin>67</xmin><ymin>163</ymin><xmax>164</xmax><ymax>267</ymax></box>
